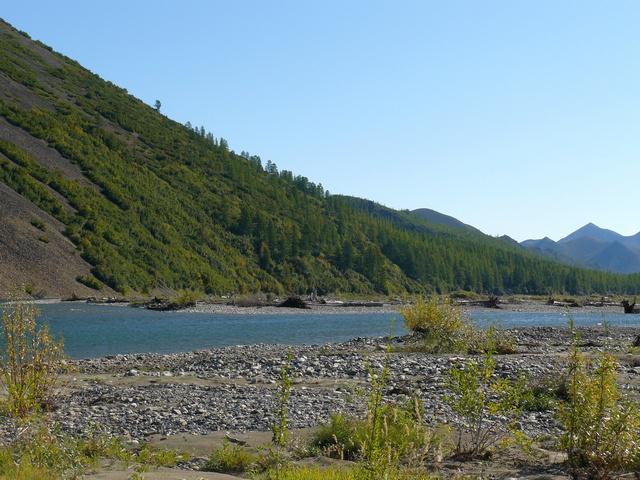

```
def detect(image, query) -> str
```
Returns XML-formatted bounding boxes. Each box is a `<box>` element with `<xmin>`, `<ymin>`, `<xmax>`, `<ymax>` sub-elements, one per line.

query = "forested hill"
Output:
<box><xmin>1</xmin><ymin>20</ymin><xmax>640</xmax><ymax>298</ymax></box>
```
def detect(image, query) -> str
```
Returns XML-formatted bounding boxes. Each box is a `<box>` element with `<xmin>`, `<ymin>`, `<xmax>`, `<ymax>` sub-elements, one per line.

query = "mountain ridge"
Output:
<box><xmin>521</xmin><ymin>223</ymin><xmax>640</xmax><ymax>274</ymax></box>
<box><xmin>410</xmin><ymin>208</ymin><xmax>482</xmax><ymax>234</ymax></box>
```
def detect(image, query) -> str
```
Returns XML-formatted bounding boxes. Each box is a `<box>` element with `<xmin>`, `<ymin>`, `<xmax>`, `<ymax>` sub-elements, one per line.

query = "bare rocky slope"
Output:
<box><xmin>0</xmin><ymin>182</ymin><xmax>113</xmax><ymax>298</ymax></box>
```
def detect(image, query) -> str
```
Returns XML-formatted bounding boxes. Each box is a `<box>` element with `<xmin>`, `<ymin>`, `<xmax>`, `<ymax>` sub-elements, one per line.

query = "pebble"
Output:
<box><xmin>0</xmin><ymin>326</ymin><xmax>637</xmax><ymax>445</ymax></box>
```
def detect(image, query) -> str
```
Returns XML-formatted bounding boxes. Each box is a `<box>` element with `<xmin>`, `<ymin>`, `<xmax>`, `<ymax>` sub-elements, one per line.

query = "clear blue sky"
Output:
<box><xmin>4</xmin><ymin>1</ymin><xmax>640</xmax><ymax>241</ymax></box>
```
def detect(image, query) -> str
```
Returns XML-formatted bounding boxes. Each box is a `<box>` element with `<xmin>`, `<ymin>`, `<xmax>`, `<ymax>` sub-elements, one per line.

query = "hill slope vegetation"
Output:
<box><xmin>1</xmin><ymin>19</ymin><xmax>640</xmax><ymax>297</ymax></box>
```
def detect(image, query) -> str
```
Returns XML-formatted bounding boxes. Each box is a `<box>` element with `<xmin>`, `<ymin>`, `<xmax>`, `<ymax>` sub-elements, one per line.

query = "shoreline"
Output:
<box><xmin>2</xmin><ymin>297</ymin><xmax>635</xmax><ymax>316</ymax></box>
<box><xmin>166</xmin><ymin>299</ymin><xmax>631</xmax><ymax>316</ymax></box>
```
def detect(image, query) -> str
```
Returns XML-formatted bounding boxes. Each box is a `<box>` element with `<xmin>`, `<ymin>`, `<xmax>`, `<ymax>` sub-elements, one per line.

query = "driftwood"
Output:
<box><xmin>277</xmin><ymin>296</ymin><xmax>310</xmax><ymax>309</ymax></box>
<box><xmin>142</xmin><ymin>296</ymin><xmax>195</xmax><ymax>311</ymax></box>
<box><xmin>340</xmin><ymin>301</ymin><xmax>384</xmax><ymax>307</ymax></box>
<box><xmin>551</xmin><ymin>300</ymin><xmax>581</xmax><ymax>308</ymax></box>
<box><xmin>633</xmin><ymin>335</ymin><xmax>640</xmax><ymax>347</ymax></box>
<box><xmin>622</xmin><ymin>300</ymin><xmax>640</xmax><ymax>314</ymax></box>
<box><xmin>547</xmin><ymin>296</ymin><xmax>581</xmax><ymax>308</ymax></box>
<box><xmin>454</xmin><ymin>297</ymin><xmax>501</xmax><ymax>309</ymax></box>
<box><xmin>485</xmin><ymin>295</ymin><xmax>500</xmax><ymax>309</ymax></box>
<box><xmin>584</xmin><ymin>301</ymin><xmax>620</xmax><ymax>307</ymax></box>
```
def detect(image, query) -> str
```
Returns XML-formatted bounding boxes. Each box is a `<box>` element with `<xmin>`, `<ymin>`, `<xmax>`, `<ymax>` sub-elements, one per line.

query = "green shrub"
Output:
<box><xmin>401</xmin><ymin>298</ymin><xmax>516</xmax><ymax>355</ymax></box>
<box><xmin>29</xmin><ymin>218</ymin><xmax>46</xmax><ymax>231</ymax></box>
<box><xmin>0</xmin><ymin>301</ymin><xmax>65</xmax><ymax>418</ymax></box>
<box><xmin>266</xmin><ymin>350</ymin><xmax>293</xmax><ymax>478</ymax></box>
<box><xmin>356</xmin><ymin>345</ymin><xmax>438</xmax><ymax>479</ymax></box>
<box><xmin>558</xmin><ymin>346</ymin><xmax>640</xmax><ymax>478</ymax></box>
<box><xmin>203</xmin><ymin>439</ymin><xmax>257</xmax><ymax>473</ymax></box>
<box><xmin>135</xmin><ymin>444</ymin><xmax>188</xmax><ymax>467</ymax></box>
<box><xmin>0</xmin><ymin>448</ymin><xmax>58</xmax><ymax>480</ymax></box>
<box><xmin>445</xmin><ymin>334</ymin><xmax>527</xmax><ymax>458</ymax></box>
<box><xmin>261</xmin><ymin>465</ymin><xmax>437</xmax><ymax>480</ymax></box>
<box><xmin>233</xmin><ymin>293</ymin><xmax>268</xmax><ymax>307</ymax></box>
<box><xmin>0</xmin><ymin>424</ymin><xmax>187</xmax><ymax>479</ymax></box>
<box><xmin>521</xmin><ymin>374</ymin><xmax>568</xmax><ymax>412</ymax></box>
<box><xmin>172</xmin><ymin>289</ymin><xmax>200</xmax><ymax>307</ymax></box>
<box><xmin>0</xmin><ymin>424</ymin><xmax>112</xmax><ymax>478</ymax></box>
<box><xmin>468</xmin><ymin>324</ymin><xmax>517</xmax><ymax>355</ymax></box>
<box><xmin>449</xmin><ymin>290</ymin><xmax>480</xmax><ymax>300</ymax></box>
<box><xmin>312</xmin><ymin>399</ymin><xmax>435</xmax><ymax>465</ymax></box>
<box><xmin>75</xmin><ymin>275</ymin><xmax>103</xmax><ymax>290</ymax></box>
<box><xmin>400</xmin><ymin>297</ymin><xmax>473</xmax><ymax>353</ymax></box>
<box><xmin>312</xmin><ymin>413</ymin><xmax>361</xmax><ymax>460</ymax></box>
<box><xmin>359</xmin><ymin>398</ymin><xmax>434</xmax><ymax>468</ymax></box>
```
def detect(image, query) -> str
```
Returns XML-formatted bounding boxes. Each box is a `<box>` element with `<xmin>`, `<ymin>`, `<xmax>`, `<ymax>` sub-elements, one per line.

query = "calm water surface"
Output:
<box><xmin>1</xmin><ymin>303</ymin><xmax>638</xmax><ymax>359</ymax></box>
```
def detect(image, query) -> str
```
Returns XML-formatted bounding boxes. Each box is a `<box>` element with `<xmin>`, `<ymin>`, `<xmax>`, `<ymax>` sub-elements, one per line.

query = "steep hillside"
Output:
<box><xmin>2</xmin><ymin>19</ymin><xmax>640</xmax><ymax>297</ymax></box>
<box><xmin>0</xmin><ymin>182</ymin><xmax>114</xmax><ymax>297</ymax></box>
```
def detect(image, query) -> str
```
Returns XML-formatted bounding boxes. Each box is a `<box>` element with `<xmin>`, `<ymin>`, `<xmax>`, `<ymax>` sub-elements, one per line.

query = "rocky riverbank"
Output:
<box><xmin>6</xmin><ymin>327</ymin><xmax>638</xmax><ymax>439</ymax></box>
<box><xmin>1</xmin><ymin>326</ymin><xmax>639</xmax><ymax>478</ymax></box>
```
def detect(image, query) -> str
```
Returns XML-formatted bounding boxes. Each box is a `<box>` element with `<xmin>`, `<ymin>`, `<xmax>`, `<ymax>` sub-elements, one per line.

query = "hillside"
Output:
<box><xmin>410</xmin><ymin>208</ymin><xmax>481</xmax><ymax>234</ymax></box>
<box><xmin>2</xmin><ymin>19</ymin><xmax>640</xmax><ymax>298</ymax></box>
<box><xmin>522</xmin><ymin>223</ymin><xmax>640</xmax><ymax>274</ymax></box>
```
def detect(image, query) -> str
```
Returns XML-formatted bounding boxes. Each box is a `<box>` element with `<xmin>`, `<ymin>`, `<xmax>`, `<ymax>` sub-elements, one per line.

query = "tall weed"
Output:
<box><xmin>558</xmin><ymin>344</ymin><xmax>640</xmax><ymax>479</ymax></box>
<box><xmin>0</xmin><ymin>301</ymin><xmax>64</xmax><ymax>418</ymax></box>
<box><xmin>445</xmin><ymin>329</ymin><xmax>526</xmax><ymax>458</ymax></box>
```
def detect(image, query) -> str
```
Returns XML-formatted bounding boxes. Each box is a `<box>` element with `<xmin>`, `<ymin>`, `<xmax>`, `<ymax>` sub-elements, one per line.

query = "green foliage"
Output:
<box><xmin>312</xmin><ymin>399</ymin><xmax>435</xmax><ymax>466</ymax></box>
<box><xmin>358</xmin><ymin>349</ymin><xmax>392</xmax><ymax>478</ymax></box>
<box><xmin>29</xmin><ymin>218</ymin><xmax>46</xmax><ymax>231</ymax></box>
<box><xmin>268</xmin><ymin>350</ymin><xmax>293</xmax><ymax>478</ymax></box>
<box><xmin>400</xmin><ymin>297</ymin><xmax>473</xmax><ymax>353</ymax></box>
<box><xmin>445</xmin><ymin>333</ymin><xmax>527</xmax><ymax>458</ymax></box>
<box><xmin>75</xmin><ymin>275</ymin><xmax>103</xmax><ymax>290</ymax></box>
<box><xmin>260</xmin><ymin>465</ymin><xmax>437</xmax><ymax>480</ymax></box>
<box><xmin>558</xmin><ymin>345</ymin><xmax>640</xmax><ymax>479</ymax></box>
<box><xmin>0</xmin><ymin>424</ymin><xmax>126</xmax><ymax>479</ymax></box>
<box><xmin>354</xmin><ymin>346</ymin><xmax>437</xmax><ymax>479</ymax></box>
<box><xmin>401</xmin><ymin>298</ymin><xmax>516</xmax><ymax>354</ymax></box>
<box><xmin>134</xmin><ymin>444</ymin><xmax>188</xmax><ymax>467</ymax></box>
<box><xmin>0</xmin><ymin>449</ymin><xmax>56</xmax><ymax>480</ymax></box>
<box><xmin>0</xmin><ymin>423</ymin><xmax>188</xmax><ymax>479</ymax></box>
<box><xmin>468</xmin><ymin>325</ymin><xmax>518</xmax><ymax>355</ymax></box>
<box><xmin>0</xmin><ymin>301</ymin><xmax>64</xmax><ymax>418</ymax></box>
<box><xmin>203</xmin><ymin>439</ymin><xmax>257</xmax><ymax>473</ymax></box>
<box><xmin>521</xmin><ymin>375</ymin><xmax>568</xmax><ymax>412</ymax></box>
<box><xmin>312</xmin><ymin>413</ymin><xmax>361</xmax><ymax>460</ymax></box>
<box><xmin>273</xmin><ymin>350</ymin><xmax>293</xmax><ymax>449</ymax></box>
<box><xmin>2</xmin><ymin>19</ymin><xmax>640</xmax><ymax>296</ymax></box>
<box><xmin>172</xmin><ymin>289</ymin><xmax>200</xmax><ymax>307</ymax></box>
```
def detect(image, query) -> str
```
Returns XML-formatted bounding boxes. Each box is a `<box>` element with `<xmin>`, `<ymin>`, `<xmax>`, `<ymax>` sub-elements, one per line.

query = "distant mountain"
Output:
<box><xmin>589</xmin><ymin>242</ymin><xmax>640</xmax><ymax>274</ymax></box>
<box><xmin>497</xmin><ymin>235</ymin><xmax>520</xmax><ymax>246</ymax></box>
<box><xmin>521</xmin><ymin>236</ymin><xmax>557</xmax><ymax>252</ymax></box>
<box><xmin>558</xmin><ymin>223</ymin><xmax>625</xmax><ymax>245</ymax></box>
<box><xmin>411</xmin><ymin>208</ymin><xmax>482</xmax><ymax>234</ymax></box>
<box><xmin>521</xmin><ymin>223</ymin><xmax>640</xmax><ymax>274</ymax></box>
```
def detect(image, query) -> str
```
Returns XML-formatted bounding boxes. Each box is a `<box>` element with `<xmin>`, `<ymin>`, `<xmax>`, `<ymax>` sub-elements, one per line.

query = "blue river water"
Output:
<box><xmin>0</xmin><ymin>303</ymin><xmax>638</xmax><ymax>359</ymax></box>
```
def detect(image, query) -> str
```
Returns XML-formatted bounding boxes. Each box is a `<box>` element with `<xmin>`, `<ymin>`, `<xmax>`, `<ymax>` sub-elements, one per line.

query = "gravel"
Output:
<box><xmin>1</xmin><ymin>326</ymin><xmax>638</xmax><ymax>446</ymax></box>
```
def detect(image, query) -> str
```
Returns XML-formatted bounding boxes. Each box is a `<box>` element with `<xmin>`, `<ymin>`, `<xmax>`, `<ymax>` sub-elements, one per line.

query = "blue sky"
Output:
<box><xmin>3</xmin><ymin>1</ymin><xmax>640</xmax><ymax>241</ymax></box>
